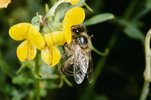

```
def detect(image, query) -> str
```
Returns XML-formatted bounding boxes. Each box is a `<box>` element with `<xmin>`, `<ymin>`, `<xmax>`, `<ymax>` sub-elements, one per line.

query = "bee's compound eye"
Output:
<box><xmin>71</xmin><ymin>25</ymin><xmax>85</xmax><ymax>35</ymax></box>
<box><xmin>77</xmin><ymin>36</ymin><xmax>88</xmax><ymax>45</ymax></box>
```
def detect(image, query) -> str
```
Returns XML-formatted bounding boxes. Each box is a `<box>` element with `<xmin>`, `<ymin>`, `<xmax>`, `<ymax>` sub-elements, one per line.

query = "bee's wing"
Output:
<box><xmin>73</xmin><ymin>64</ymin><xmax>86</xmax><ymax>84</ymax></box>
<box><xmin>87</xmin><ymin>52</ymin><xmax>93</xmax><ymax>83</ymax></box>
<box><xmin>73</xmin><ymin>49</ymin><xmax>89</xmax><ymax>84</ymax></box>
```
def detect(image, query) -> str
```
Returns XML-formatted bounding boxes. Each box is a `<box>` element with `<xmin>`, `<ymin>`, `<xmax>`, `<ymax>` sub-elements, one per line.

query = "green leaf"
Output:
<box><xmin>84</xmin><ymin>13</ymin><xmax>114</xmax><ymax>26</ymax></box>
<box><xmin>31</xmin><ymin>14</ymin><xmax>41</xmax><ymax>31</ymax></box>
<box><xmin>124</xmin><ymin>24</ymin><xmax>144</xmax><ymax>43</ymax></box>
<box><xmin>54</xmin><ymin>3</ymin><xmax>71</xmax><ymax>22</ymax></box>
<box><xmin>12</xmin><ymin>74</ymin><xmax>33</xmax><ymax>85</ymax></box>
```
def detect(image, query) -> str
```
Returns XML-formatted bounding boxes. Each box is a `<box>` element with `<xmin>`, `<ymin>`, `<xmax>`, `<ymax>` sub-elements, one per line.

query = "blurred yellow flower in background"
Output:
<box><xmin>0</xmin><ymin>0</ymin><xmax>11</xmax><ymax>8</ymax></box>
<box><xmin>9</xmin><ymin>23</ymin><xmax>45</xmax><ymax>61</ymax></box>
<box><xmin>63</xmin><ymin>0</ymin><xmax>80</xmax><ymax>5</ymax></box>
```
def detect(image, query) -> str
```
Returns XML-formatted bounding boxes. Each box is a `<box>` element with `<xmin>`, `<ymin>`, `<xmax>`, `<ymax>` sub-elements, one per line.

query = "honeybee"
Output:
<box><xmin>61</xmin><ymin>24</ymin><xmax>93</xmax><ymax>84</ymax></box>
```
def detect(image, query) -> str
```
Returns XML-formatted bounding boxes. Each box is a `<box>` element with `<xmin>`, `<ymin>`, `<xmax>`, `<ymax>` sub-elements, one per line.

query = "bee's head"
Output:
<box><xmin>71</xmin><ymin>25</ymin><xmax>86</xmax><ymax>36</ymax></box>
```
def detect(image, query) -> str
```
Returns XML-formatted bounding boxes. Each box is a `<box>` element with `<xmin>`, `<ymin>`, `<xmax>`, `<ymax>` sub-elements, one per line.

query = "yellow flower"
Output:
<box><xmin>63</xmin><ymin>0</ymin><xmax>80</xmax><ymax>5</ymax></box>
<box><xmin>0</xmin><ymin>0</ymin><xmax>11</xmax><ymax>8</ymax></box>
<box><xmin>8</xmin><ymin>7</ymin><xmax>85</xmax><ymax>67</ymax></box>
<box><xmin>41</xmin><ymin>32</ymin><xmax>64</xmax><ymax>66</ymax></box>
<box><xmin>9</xmin><ymin>23</ymin><xmax>45</xmax><ymax>61</ymax></box>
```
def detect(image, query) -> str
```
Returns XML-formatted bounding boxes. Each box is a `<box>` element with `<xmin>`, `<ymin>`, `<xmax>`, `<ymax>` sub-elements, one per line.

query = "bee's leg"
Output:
<box><xmin>60</xmin><ymin>60</ymin><xmax>74</xmax><ymax>76</ymax></box>
<box><xmin>60</xmin><ymin>66</ymin><xmax>73</xmax><ymax>76</ymax></box>
<box><xmin>61</xmin><ymin>53</ymin><xmax>67</xmax><ymax>60</ymax></box>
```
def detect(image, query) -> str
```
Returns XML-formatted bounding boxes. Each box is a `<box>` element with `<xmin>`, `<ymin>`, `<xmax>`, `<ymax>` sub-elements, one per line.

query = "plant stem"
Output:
<box><xmin>92</xmin><ymin>46</ymin><xmax>109</xmax><ymax>56</ymax></box>
<box><xmin>123</xmin><ymin>0</ymin><xmax>139</xmax><ymax>19</ymax></box>
<box><xmin>34</xmin><ymin>56</ymin><xmax>40</xmax><ymax>100</ymax></box>
<box><xmin>140</xmin><ymin>29</ymin><xmax>151</xmax><ymax>100</ymax></box>
<box><xmin>35</xmin><ymin>78</ymin><xmax>40</xmax><ymax>100</ymax></box>
<box><xmin>84</xmin><ymin>2</ymin><xmax>93</xmax><ymax>12</ymax></box>
<box><xmin>140</xmin><ymin>81</ymin><xmax>149</xmax><ymax>100</ymax></box>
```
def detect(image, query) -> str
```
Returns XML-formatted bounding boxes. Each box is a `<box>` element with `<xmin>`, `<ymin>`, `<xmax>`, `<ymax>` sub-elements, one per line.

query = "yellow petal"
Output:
<box><xmin>52</xmin><ymin>31</ymin><xmax>66</xmax><ymax>45</ymax></box>
<box><xmin>51</xmin><ymin>46</ymin><xmax>61</xmax><ymax>66</ymax></box>
<box><xmin>9</xmin><ymin>23</ymin><xmax>30</xmax><ymax>41</ymax></box>
<box><xmin>44</xmin><ymin>33</ymin><xmax>54</xmax><ymax>46</ymax></box>
<box><xmin>64</xmin><ymin>7</ymin><xmax>85</xmax><ymax>25</ymax></box>
<box><xmin>41</xmin><ymin>47</ymin><xmax>52</xmax><ymax>65</ymax></box>
<box><xmin>44</xmin><ymin>32</ymin><xmax>66</xmax><ymax>46</ymax></box>
<box><xmin>17</xmin><ymin>40</ymin><xmax>36</xmax><ymax>61</ymax></box>
<box><xmin>0</xmin><ymin>0</ymin><xmax>11</xmax><ymax>8</ymax></box>
<box><xmin>28</xmin><ymin>24</ymin><xmax>45</xmax><ymax>50</ymax></box>
<box><xmin>63</xmin><ymin>7</ymin><xmax>85</xmax><ymax>44</ymax></box>
<box><xmin>63</xmin><ymin>16</ymin><xmax>72</xmax><ymax>44</ymax></box>
<box><xmin>41</xmin><ymin>46</ymin><xmax>61</xmax><ymax>66</ymax></box>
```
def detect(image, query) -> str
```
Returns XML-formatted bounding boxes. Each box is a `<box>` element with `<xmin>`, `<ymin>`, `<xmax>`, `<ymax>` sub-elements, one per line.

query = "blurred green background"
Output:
<box><xmin>0</xmin><ymin>0</ymin><xmax>151</xmax><ymax>100</ymax></box>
